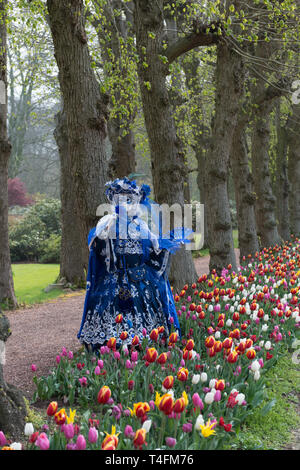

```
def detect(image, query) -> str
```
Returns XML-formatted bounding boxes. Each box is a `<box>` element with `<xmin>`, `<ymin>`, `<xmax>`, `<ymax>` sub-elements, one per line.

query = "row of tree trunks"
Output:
<box><xmin>47</xmin><ymin>0</ymin><xmax>109</xmax><ymax>267</ymax></box>
<box><xmin>133</xmin><ymin>0</ymin><xmax>198</xmax><ymax>291</ymax></box>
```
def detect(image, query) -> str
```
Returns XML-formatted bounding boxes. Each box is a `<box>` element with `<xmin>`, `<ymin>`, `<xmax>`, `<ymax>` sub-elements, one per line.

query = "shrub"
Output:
<box><xmin>9</xmin><ymin>198</ymin><xmax>61</xmax><ymax>262</ymax></box>
<box><xmin>39</xmin><ymin>234</ymin><xmax>61</xmax><ymax>264</ymax></box>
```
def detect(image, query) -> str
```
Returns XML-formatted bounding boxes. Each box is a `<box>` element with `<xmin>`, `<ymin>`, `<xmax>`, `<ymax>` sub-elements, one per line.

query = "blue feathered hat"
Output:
<box><xmin>105</xmin><ymin>177</ymin><xmax>151</xmax><ymax>204</ymax></box>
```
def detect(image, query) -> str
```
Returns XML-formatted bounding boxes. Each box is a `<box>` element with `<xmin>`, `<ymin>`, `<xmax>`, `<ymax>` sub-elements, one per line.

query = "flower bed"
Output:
<box><xmin>1</xmin><ymin>240</ymin><xmax>300</xmax><ymax>450</ymax></box>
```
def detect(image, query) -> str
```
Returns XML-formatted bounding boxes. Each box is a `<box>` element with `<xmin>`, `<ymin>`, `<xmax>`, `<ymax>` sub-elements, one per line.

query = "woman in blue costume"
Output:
<box><xmin>77</xmin><ymin>177</ymin><xmax>191</xmax><ymax>352</ymax></box>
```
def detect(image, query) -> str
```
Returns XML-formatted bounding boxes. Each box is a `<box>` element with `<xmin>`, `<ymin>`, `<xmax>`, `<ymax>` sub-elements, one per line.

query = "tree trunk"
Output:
<box><xmin>205</xmin><ymin>40</ymin><xmax>244</xmax><ymax>273</ymax></box>
<box><xmin>275</xmin><ymin>101</ymin><xmax>290</xmax><ymax>242</ymax></box>
<box><xmin>287</xmin><ymin>103</ymin><xmax>300</xmax><ymax>236</ymax></box>
<box><xmin>54</xmin><ymin>108</ymin><xmax>87</xmax><ymax>286</ymax></box>
<box><xmin>182</xmin><ymin>51</ymin><xmax>209</xmax><ymax>248</ymax></box>
<box><xmin>91</xmin><ymin>0</ymin><xmax>136</xmax><ymax>179</ymax></box>
<box><xmin>0</xmin><ymin>309</ymin><xmax>26</xmax><ymax>439</ymax></box>
<box><xmin>133</xmin><ymin>0</ymin><xmax>197</xmax><ymax>292</ymax></box>
<box><xmin>230</xmin><ymin>114</ymin><xmax>259</xmax><ymax>260</ymax></box>
<box><xmin>0</xmin><ymin>0</ymin><xmax>17</xmax><ymax>308</ymax></box>
<box><xmin>251</xmin><ymin>103</ymin><xmax>281</xmax><ymax>247</ymax></box>
<box><xmin>46</xmin><ymin>0</ymin><xmax>109</xmax><ymax>254</ymax></box>
<box><xmin>0</xmin><ymin>2</ymin><xmax>25</xmax><ymax>438</ymax></box>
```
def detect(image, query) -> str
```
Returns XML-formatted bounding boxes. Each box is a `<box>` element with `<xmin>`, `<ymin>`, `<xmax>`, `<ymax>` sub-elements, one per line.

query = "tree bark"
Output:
<box><xmin>275</xmin><ymin>101</ymin><xmax>290</xmax><ymax>242</ymax></box>
<box><xmin>0</xmin><ymin>309</ymin><xmax>26</xmax><ymax>439</ymax></box>
<box><xmin>230</xmin><ymin>112</ymin><xmax>259</xmax><ymax>260</ymax></box>
<box><xmin>182</xmin><ymin>51</ymin><xmax>209</xmax><ymax>248</ymax></box>
<box><xmin>0</xmin><ymin>0</ymin><xmax>17</xmax><ymax>308</ymax></box>
<box><xmin>54</xmin><ymin>108</ymin><xmax>87</xmax><ymax>286</ymax></box>
<box><xmin>205</xmin><ymin>40</ymin><xmax>244</xmax><ymax>273</ymax></box>
<box><xmin>47</xmin><ymin>0</ymin><xmax>109</xmax><ymax>255</ymax></box>
<box><xmin>287</xmin><ymin>103</ymin><xmax>300</xmax><ymax>237</ymax></box>
<box><xmin>250</xmin><ymin>40</ymin><xmax>282</xmax><ymax>248</ymax></box>
<box><xmin>133</xmin><ymin>0</ymin><xmax>198</xmax><ymax>291</ymax></box>
<box><xmin>0</xmin><ymin>1</ymin><xmax>25</xmax><ymax>438</ymax></box>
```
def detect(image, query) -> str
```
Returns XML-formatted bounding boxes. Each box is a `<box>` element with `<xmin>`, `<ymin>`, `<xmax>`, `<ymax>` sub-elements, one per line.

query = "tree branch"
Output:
<box><xmin>164</xmin><ymin>22</ymin><xmax>221</xmax><ymax>64</ymax></box>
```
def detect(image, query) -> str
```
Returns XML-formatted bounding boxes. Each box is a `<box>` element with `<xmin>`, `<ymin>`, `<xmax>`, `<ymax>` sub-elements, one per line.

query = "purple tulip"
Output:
<box><xmin>214</xmin><ymin>390</ymin><xmax>221</xmax><ymax>402</ymax></box>
<box><xmin>192</xmin><ymin>393</ymin><xmax>204</xmax><ymax>410</ymax></box>
<box><xmin>182</xmin><ymin>422</ymin><xmax>193</xmax><ymax>433</ymax></box>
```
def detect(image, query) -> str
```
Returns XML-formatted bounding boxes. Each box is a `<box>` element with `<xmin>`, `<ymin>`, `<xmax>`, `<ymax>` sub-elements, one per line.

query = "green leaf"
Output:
<box><xmin>260</xmin><ymin>399</ymin><xmax>276</xmax><ymax>416</ymax></box>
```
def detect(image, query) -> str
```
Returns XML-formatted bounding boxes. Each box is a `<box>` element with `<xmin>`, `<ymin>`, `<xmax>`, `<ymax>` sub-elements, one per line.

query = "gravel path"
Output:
<box><xmin>4</xmin><ymin>251</ymin><xmax>240</xmax><ymax>400</ymax></box>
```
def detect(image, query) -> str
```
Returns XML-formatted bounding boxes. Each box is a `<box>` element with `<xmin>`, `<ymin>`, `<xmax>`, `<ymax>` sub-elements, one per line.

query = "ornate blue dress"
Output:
<box><xmin>77</xmin><ymin>216</ymin><xmax>182</xmax><ymax>350</ymax></box>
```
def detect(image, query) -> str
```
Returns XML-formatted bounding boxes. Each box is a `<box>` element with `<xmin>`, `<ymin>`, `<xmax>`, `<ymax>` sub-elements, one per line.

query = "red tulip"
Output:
<box><xmin>97</xmin><ymin>386</ymin><xmax>111</xmax><ymax>404</ymax></box>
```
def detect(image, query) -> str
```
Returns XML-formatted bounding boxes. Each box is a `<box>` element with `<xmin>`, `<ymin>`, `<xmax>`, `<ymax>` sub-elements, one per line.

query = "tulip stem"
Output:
<box><xmin>159</xmin><ymin>414</ymin><xmax>167</xmax><ymax>448</ymax></box>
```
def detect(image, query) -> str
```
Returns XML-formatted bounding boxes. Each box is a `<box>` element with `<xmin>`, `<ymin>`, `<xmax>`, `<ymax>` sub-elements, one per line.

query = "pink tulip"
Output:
<box><xmin>94</xmin><ymin>366</ymin><xmax>101</xmax><ymax>375</ymax></box>
<box><xmin>124</xmin><ymin>425</ymin><xmax>134</xmax><ymax>438</ymax></box>
<box><xmin>64</xmin><ymin>423</ymin><xmax>75</xmax><ymax>440</ymax></box>
<box><xmin>75</xmin><ymin>434</ymin><xmax>86</xmax><ymax>450</ymax></box>
<box><xmin>125</xmin><ymin>360</ymin><xmax>132</xmax><ymax>369</ymax></box>
<box><xmin>56</xmin><ymin>355</ymin><xmax>61</xmax><ymax>364</ymax></box>
<box><xmin>192</xmin><ymin>393</ymin><xmax>204</xmax><ymax>410</ymax></box>
<box><xmin>165</xmin><ymin>437</ymin><xmax>176</xmax><ymax>448</ymax></box>
<box><xmin>68</xmin><ymin>351</ymin><xmax>73</xmax><ymax>359</ymax></box>
<box><xmin>131</xmin><ymin>351</ymin><xmax>138</xmax><ymax>362</ymax></box>
<box><xmin>0</xmin><ymin>431</ymin><xmax>7</xmax><ymax>446</ymax></box>
<box><xmin>88</xmin><ymin>427</ymin><xmax>98</xmax><ymax>444</ymax></box>
<box><xmin>214</xmin><ymin>390</ymin><xmax>221</xmax><ymax>402</ymax></box>
<box><xmin>36</xmin><ymin>432</ymin><xmax>50</xmax><ymax>450</ymax></box>
<box><xmin>97</xmin><ymin>359</ymin><xmax>104</xmax><ymax>369</ymax></box>
<box><xmin>31</xmin><ymin>364</ymin><xmax>37</xmax><ymax>372</ymax></box>
<box><xmin>182</xmin><ymin>422</ymin><xmax>193</xmax><ymax>433</ymax></box>
<box><xmin>61</xmin><ymin>347</ymin><xmax>68</xmax><ymax>356</ymax></box>
<box><xmin>142</xmin><ymin>328</ymin><xmax>147</xmax><ymax>336</ymax></box>
<box><xmin>114</xmin><ymin>351</ymin><xmax>120</xmax><ymax>360</ymax></box>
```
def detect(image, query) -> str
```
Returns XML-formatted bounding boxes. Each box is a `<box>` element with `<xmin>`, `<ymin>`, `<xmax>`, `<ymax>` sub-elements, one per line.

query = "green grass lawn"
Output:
<box><xmin>192</xmin><ymin>229</ymin><xmax>239</xmax><ymax>258</ymax></box>
<box><xmin>11</xmin><ymin>263</ymin><xmax>63</xmax><ymax>307</ymax></box>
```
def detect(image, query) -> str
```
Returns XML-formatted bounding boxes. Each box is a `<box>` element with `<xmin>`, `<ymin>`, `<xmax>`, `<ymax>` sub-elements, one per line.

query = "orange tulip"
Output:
<box><xmin>246</xmin><ymin>349</ymin><xmax>256</xmax><ymax>360</ymax></box>
<box><xmin>205</xmin><ymin>336</ymin><xmax>215</xmax><ymax>348</ymax></box>
<box><xmin>120</xmin><ymin>331</ymin><xmax>128</xmax><ymax>341</ymax></box>
<box><xmin>159</xmin><ymin>394</ymin><xmax>174</xmax><ymax>415</ymax></box>
<box><xmin>150</xmin><ymin>329</ymin><xmax>159</xmax><ymax>342</ymax></box>
<box><xmin>107</xmin><ymin>337</ymin><xmax>117</xmax><ymax>350</ymax></box>
<box><xmin>157</xmin><ymin>352</ymin><xmax>168</xmax><ymax>365</ymax></box>
<box><xmin>54</xmin><ymin>408</ymin><xmax>66</xmax><ymax>425</ymax></box>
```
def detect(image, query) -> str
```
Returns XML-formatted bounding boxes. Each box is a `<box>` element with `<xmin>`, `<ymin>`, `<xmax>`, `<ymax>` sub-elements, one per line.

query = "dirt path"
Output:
<box><xmin>3</xmin><ymin>251</ymin><xmax>240</xmax><ymax>400</ymax></box>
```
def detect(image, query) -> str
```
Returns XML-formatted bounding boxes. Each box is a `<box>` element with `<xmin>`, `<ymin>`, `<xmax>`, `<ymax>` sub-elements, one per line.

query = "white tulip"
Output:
<box><xmin>204</xmin><ymin>392</ymin><xmax>214</xmax><ymax>405</ymax></box>
<box><xmin>215</xmin><ymin>331</ymin><xmax>221</xmax><ymax>339</ymax></box>
<box><xmin>254</xmin><ymin>370</ymin><xmax>261</xmax><ymax>381</ymax></box>
<box><xmin>142</xmin><ymin>420</ymin><xmax>152</xmax><ymax>433</ymax></box>
<box><xmin>263</xmin><ymin>315</ymin><xmax>269</xmax><ymax>322</ymax></box>
<box><xmin>200</xmin><ymin>372</ymin><xmax>208</xmax><ymax>383</ymax></box>
<box><xmin>194</xmin><ymin>414</ymin><xmax>204</xmax><ymax>430</ymax></box>
<box><xmin>236</xmin><ymin>393</ymin><xmax>245</xmax><ymax>405</ymax></box>
<box><xmin>250</xmin><ymin>360</ymin><xmax>261</xmax><ymax>372</ymax></box>
<box><xmin>192</xmin><ymin>374</ymin><xmax>201</xmax><ymax>385</ymax></box>
<box><xmin>259</xmin><ymin>340</ymin><xmax>264</xmax><ymax>348</ymax></box>
<box><xmin>226</xmin><ymin>319</ymin><xmax>233</xmax><ymax>327</ymax></box>
<box><xmin>230</xmin><ymin>306</ymin><xmax>235</xmax><ymax>313</ymax></box>
<box><xmin>209</xmin><ymin>379</ymin><xmax>216</xmax><ymax>389</ymax></box>
<box><xmin>208</xmin><ymin>305</ymin><xmax>214</xmax><ymax>312</ymax></box>
<box><xmin>262</xmin><ymin>324</ymin><xmax>268</xmax><ymax>332</ymax></box>
<box><xmin>264</xmin><ymin>341</ymin><xmax>272</xmax><ymax>350</ymax></box>
<box><xmin>24</xmin><ymin>422</ymin><xmax>34</xmax><ymax>436</ymax></box>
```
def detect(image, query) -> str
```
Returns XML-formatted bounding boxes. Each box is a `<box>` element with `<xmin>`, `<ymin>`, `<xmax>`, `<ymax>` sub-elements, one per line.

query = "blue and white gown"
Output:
<box><xmin>77</xmin><ymin>215</ymin><xmax>182</xmax><ymax>350</ymax></box>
